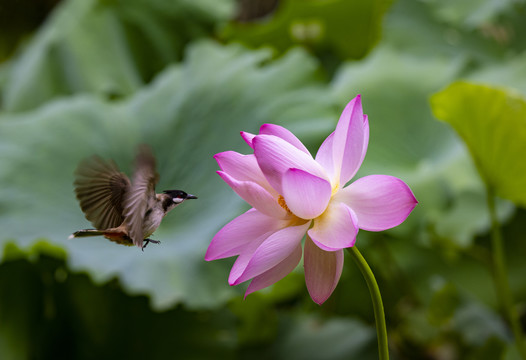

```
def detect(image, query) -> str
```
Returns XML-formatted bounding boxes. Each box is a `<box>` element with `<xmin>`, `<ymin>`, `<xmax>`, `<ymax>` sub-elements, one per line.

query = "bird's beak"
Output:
<box><xmin>186</xmin><ymin>194</ymin><xmax>198</xmax><ymax>200</ymax></box>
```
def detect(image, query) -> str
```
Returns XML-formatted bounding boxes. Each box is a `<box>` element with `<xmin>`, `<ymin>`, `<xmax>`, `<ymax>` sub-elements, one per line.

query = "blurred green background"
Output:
<box><xmin>1</xmin><ymin>0</ymin><xmax>526</xmax><ymax>359</ymax></box>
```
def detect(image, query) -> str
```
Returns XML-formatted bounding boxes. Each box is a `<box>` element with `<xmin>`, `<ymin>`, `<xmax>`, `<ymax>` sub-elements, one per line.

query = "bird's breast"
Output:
<box><xmin>142</xmin><ymin>208</ymin><xmax>165</xmax><ymax>238</ymax></box>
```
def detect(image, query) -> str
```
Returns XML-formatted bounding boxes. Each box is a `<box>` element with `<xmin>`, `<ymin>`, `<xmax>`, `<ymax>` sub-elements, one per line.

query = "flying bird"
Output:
<box><xmin>69</xmin><ymin>145</ymin><xmax>197</xmax><ymax>250</ymax></box>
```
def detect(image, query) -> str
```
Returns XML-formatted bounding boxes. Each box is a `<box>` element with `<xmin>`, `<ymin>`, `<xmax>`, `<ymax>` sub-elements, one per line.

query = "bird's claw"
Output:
<box><xmin>142</xmin><ymin>238</ymin><xmax>161</xmax><ymax>251</ymax></box>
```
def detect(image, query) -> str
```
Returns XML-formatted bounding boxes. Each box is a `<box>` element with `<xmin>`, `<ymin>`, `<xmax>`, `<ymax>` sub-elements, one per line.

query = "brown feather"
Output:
<box><xmin>74</xmin><ymin>156</ymin><xmax>131</xmax><ymax>230</ymax></box>
<box><xmin>123</xmin><ymin>145</ymin><xmax>159</xmax><ymax>248</ymax></box>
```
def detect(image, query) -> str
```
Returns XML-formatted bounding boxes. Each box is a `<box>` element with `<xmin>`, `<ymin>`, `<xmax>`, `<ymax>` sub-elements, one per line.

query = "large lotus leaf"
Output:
<box><xmin>222</xmin><ymin>0</ymin><xmax>392</xmax><ymax>60</ymax></box>
<box><xmin>330</xmin><ymin>45</ymin><xmax>513</xmax><ymax>248</ymax></box>
<box><xmin>382</xmin><ymin>0</ymin><xmax>510</xmax><ymax>65</ymax></box>
<box><xmin>453</xmin><ymin>301</ymin><xmax>509</xmax><ymax>347</ymax></box>
<box><xmin>1</xmin><ymin>0</ymin><xmax>234</xmax><ymax>112</ymax></box>
<box><xmin>0</xmin><ymin>41</ymin><xmax>337</xmax><ymax>310</ymax></box>
<box><xmin>469</xmin><ymin>53</ymin><xmax>526</xmax><ymax>95</ymax></box>
<box><xmin>422</xmin><ymin>0</ymin><xmax>516</xmax><ymax>29</ymax></box>
<box><xmin>431</xmin><ymin>81</ymin><xmax>526</xmax><ymax>207</ymax></box>
<box><xmin>274</xmin><ymin>314</ymin><xmax>376</xmax><ymax>360</ymax></box>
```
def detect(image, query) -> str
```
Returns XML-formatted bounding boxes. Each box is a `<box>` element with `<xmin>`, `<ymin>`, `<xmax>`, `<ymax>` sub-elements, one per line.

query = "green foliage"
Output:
<box><xmin>273</xmin><ymin>314</ymin><xmax>376</xmax><ymax>360</ymax></box>
<box><xmin>1</xmin><ymin>0</ymin><xmax>235</xmax><ymax>112</ymax></box>
<box><xmin>222</xmin><ymin>0</ymin><xmax>392</xmax><ymax>60</ymax></box>
<box><xmin>427</xmin><ymin>282</ymin><xmax>461</xmax><ymax>326</ymax></box>
<box><xmin>2</xmin><ymin>0</ymin><xmax>526</xmax><ymax>358</ymax></box>
<box><xmin>467</xmin><ymin>337</ymin><xmax>506</xmax><ymax>360</ymax></box>
<box><xmin>0</xmin><ymin>250</ymin><xmax>237</xmax><ymax>360</ymax></box>
<box><xmin>423</xmin><ymin>0</ymin><xmax>517</xmax><ymax>29</ymax></box>
<box><xmin>0</xmin><ymin>0</ymin><xmax>57</xmax><ymax>61</ymax></box>
<box><xmin>0</xmin><ymin>40</ymin><xmax>337</xmax><ymax>310</ymax></box>
<box><xmin>469</xmin><ymin>53</ymin><xmax>526</xmax><ymax>95</ymax></box>
<box><xmin>431</xmin><ymin>81</ymin><xmax>526</xmax><ymax>206</ymax></box>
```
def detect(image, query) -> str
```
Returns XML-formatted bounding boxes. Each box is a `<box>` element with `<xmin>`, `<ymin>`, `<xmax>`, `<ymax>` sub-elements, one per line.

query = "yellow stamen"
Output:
<box><xmin>278</xmin><ymin>195</ymin><xmax>292</xmax><ymax>214</ymax></box>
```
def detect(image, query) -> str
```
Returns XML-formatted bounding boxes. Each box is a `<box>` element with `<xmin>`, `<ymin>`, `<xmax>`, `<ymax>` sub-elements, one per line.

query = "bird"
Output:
<box><xmin>69</xmin><ymin>145</ymin><xmax>197</xmax><ymax>250</ymax></box>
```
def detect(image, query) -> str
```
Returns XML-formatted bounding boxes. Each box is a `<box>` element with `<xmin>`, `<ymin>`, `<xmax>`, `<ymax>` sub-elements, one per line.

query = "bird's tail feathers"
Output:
<box><xmin>68</xmin><ymin>229</ymin><xmax>105</xmax><ymax>239</ymax></box>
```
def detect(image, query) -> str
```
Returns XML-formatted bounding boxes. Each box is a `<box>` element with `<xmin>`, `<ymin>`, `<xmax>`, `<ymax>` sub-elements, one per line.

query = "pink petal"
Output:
<box><xmin>259</xmin><ymin>124</ymin><xmax>310</xmax><ymax>154</ymax></box>
<box><xmin>240</xmin><ymin>131</ymin><xmax>256</xmax><ymax>148</ymax></box>
<box><xmin>304</xmin><ymin>236</ymin><xmax>344</xmax><ymax>305</ymax></box>
<box><xmin>217</xmin><ymin>171</ymin><xmax>288</xmax><ymax>219</ymax></box>
<box><xmin>253</xmin><ymin>134</ymin><xmax>328</xmax><ymax>194</ymax></box>
<box><xmin>205</xmin><ymin>209</ymin><xmax>286</xmax><ymax>260</ymax></box>
<box><xmin>245</xmin><ymin>243</ymin><xmax>302</xmax><ymax>297</ymax></box>
<box><xmin>229</xmin><ymin>235</ymin><xmax>269</xmax><ymax>285</ymax></box>
<box><xmin>362</xmin><ymin>115</ymin><xmax>369</xmax><ymax>158</ymax></box>
<box><xmin>214</xmin><ymin>151</ymin><xmax>276</xmax><ymax>196</ymax></box>
<box><xmin>307</xmin><ymin>202</ymin><xmax>358</xmax><ymax>251</ymax></box>
<box><xmin>315</xmin><ymin>131</ymin><xmax>336</xmax><ymax>185</ymax></box>
<box><xmin>282</xmin><ymin>168</ymin><xmax>331</xmax><ymax>219</ymax></box>
<box><xmin>332</xmin><ymin>96</ymin><xmax>369</xmax><ymax>186</ymax></box>
<box><xmin>337</xmin><ymin>175</ymin><xmax>417</xmax><ymax>231</ymax></box>
<box><xmin>232</xmin><ymin>221</ymin><xmax>310</xmax><ymax>285</ymax></box>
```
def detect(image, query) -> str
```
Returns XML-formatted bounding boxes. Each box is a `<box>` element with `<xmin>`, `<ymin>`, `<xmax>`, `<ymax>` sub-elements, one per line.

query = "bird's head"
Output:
<box><xmin>161</xmin><ymin>190</ymin><xmax>197</xmax><ymax>212</ymax></box>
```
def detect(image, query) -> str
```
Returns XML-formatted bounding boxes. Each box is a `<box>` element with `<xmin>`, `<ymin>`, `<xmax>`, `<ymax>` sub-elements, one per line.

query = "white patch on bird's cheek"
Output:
<box><xmin>173</xmin><ymin>197</ymin><xmax>184</xmax><ymax>204</ymax></box>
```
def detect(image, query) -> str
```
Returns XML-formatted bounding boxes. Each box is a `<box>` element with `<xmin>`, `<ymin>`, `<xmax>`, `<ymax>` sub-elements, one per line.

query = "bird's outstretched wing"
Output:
<box><xmin>123</xmin><ymin>145</ymin><xmax>159</xmax><ymax>248</ymax></box>
<box><xmin>74</xmin><ymin>156</ymin><xmax>131</xmax><ymax>230</ymax></box>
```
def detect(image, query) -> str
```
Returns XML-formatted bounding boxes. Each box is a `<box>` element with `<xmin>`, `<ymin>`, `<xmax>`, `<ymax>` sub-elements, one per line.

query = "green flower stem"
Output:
<box><xmin>487</xmin><ymin>187</ymin><xmax>526</xmax><ymax>359</ymax></box>
<box><xmin>347</xmin><ymin>246</ymin><xmax>389</xmax><ymax>360</ymax></box>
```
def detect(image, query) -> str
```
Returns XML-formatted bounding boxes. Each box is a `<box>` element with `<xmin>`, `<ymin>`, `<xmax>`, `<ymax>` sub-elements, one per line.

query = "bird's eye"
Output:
<box><xmin>176</xmin><ymin>191</ymin><xmax>187</xmax><ymax>199</ymax></box>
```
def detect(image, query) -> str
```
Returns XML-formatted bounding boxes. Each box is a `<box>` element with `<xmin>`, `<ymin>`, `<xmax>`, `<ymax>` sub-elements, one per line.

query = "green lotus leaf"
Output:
<box><xmin>431</xmin><ymin>81</ymin><xmax>526</xmax><ymax>206</ymax></box>
<box><xmin>469</xmin><ymin>53</ymin><xmax>526</xmax><ymax>96</ymax></box>
<box><xmin>1</xmin><ymin>0</ymin><xmax>235</xmax><ymax>112</ymax></box>
<box><xmin>0</xmin><ymin>41</ymin><xmax>337</xmax><ymax>310</ymax></box>
<box><xmin>423</xmin><ymin>0</ymin><xmax>515</xmax><ymax>29</ymax></box>
<box><xmin>222</xmin><ymin>0</ymin><xmax>392</xmax><ymax>60</ymax></box>
<box><xmin>274</xmin><ymin>314</ymin><xmax>375</xmax><ymax>359</ymax></box>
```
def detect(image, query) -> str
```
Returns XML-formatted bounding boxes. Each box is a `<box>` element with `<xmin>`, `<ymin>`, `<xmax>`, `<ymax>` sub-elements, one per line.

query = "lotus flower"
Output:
<box><xmin>206</xmin><ymin>95</ymin><xmax>417</xmax><ymax>304</ymax></box>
